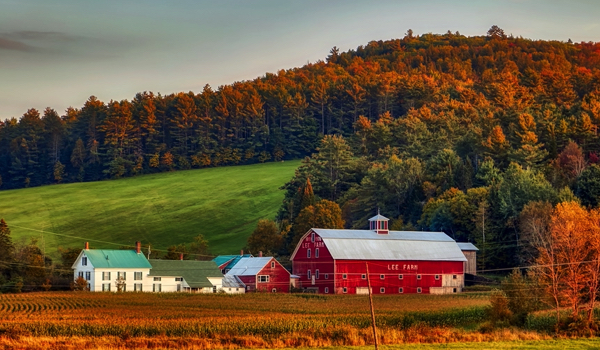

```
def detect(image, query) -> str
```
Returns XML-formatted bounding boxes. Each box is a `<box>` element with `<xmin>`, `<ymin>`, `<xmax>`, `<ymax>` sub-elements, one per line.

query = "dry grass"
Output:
<box><xmin>0</xmin><ymin>291</ymin><xmax>552</xmax><ymax>349</ymax></box>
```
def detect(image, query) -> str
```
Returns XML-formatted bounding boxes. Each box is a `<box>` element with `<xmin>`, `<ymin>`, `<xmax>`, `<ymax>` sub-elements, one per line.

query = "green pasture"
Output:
<box><xmin>0</xmin><ymin>160</ymin><xmax>299</xmax><ymax>258</ymax></box>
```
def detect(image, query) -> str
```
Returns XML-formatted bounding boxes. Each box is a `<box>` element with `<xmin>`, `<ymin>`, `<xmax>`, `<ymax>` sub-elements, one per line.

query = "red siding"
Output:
<box><xmin>292</xmin><ymin>230</ymin><xmax>336</xmax><ymax>294</ymax></box>
<box><xmin>292</xmin><ymin>230</ymin><xmax>464</xmax><ymax>295</ymax></box>
<box><xmin>255</xmin><ymin>258</ymin><xmax>291</xmax><ymax>293</ymax></box>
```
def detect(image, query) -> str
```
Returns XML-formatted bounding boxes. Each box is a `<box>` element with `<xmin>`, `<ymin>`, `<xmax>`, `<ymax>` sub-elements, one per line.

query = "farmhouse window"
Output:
<box><xmin>398</xmin><ymin>287</ymin><xmax>403</xmax><ymax>293</ymax></box>
<box><xmin>175</xmin><ymin>277</ymin><xmax>183</xmax><ymax>282</ymax></box>
<box><xmin>134</xmin><ymin>284</ymin><xmax>142</xmax><ymax>292</ymax></box>
<box><xmin>380</xmin><ymin>287</ymin><xmax>385</xmax><ymax>293</ymax></box>
<box><xmin>153</xmin><ymin>277</ymin><xmax>161</xmax><ymax>281</ymax></box>
<box><xmin>271</xmin><ymin>261</ymin><xmax>275</xmax><ymax>268</ymax></box>
<box><xmin>324</xmin><ymin>287</ymin><xmax>329</xmax><ymax>293</ymax></box>
<box><xmin>177</xmin><ymin>284</ymin><xmax>181</xmax><ymax>292</ymax></box>
<box><xmin>315</xmin><ymin>248</ymin><xmax>319</xmax><ymax>258</ymax></box>
<box><xmin>417</xmin><ymin>287</ymin><xmax>422</xmax><ymax>293</ymax></box>
<box><xmin>315</xmin><ymin>270</ymin><xmax>319</xmax><ymax>279</ymax></box>
<box><xmin>307</xmin><ymin>249</ymin><xmax>311</xmax><ymax>258</ymax></box>
<box><xmin>342</xmin><ymin>273</ymin><xmax>347</xmax><ymax>279</ymax></box>
<box><xmin>342</xmin><ymin>287</ymin><xmax>347</xmax><ymax>293</ymax></box>
<box><xmin>134</xmin><ymin>272</ymin><xmax>142</xmax><ymax>280</ymax></box>
<box><xmin>435</xmin><ymin>275</ymin><xmax>440</xmax><ymax>280</ymax></box>
<box><xmin>324</xmin><ymin>273</ymin><xmax>329</xmax><ymax>279</ymax></box>
<box><xmin>118</xmin><ymin>272</ymin><xmax>126</xmax><ymax>280</ymax></box>
<box><xmin>398</xmin><ymin>274</ymin><xmax>403</xmax><ymax>280</ymax></box>
<box><xmin>311</xmin><ymin>232</ymin><xmax>315</xmax><ymax>242</ymax></box>
<box><xmin>153</xmin><ymin>284</ymin><xmax>161</xmax><ymax>292</ymax></box>
<box><xmin>102</xmin><ymin>272</ymin><xmax>111</xmax><ymax>281</ymax></box>
<box><xmin>102</xmin><ymin>283</ymin><xmax>110</xmax><ymax>292</ymax></box>
<box><xmin>380</xmin><ymin>274</ymin><xmax>385</xmax><ymax>280</ymax></box>
<box><xmin>361</xmin><ymin>274</ymin><xmax>366</xmax><ymax>280</ymax></box>
<box><xmin>82</xmin><ymin>257</ymin><xmax>87</xmax><ymax>266</ymax></box>
<box><xmin>258</xmin><ymin>275</ymin><xmax>269</xmax><ymax>283</ymax></box>
<box><xmin>307</xmin><ymin>270</ymin><xmax>311</xmax><ymax>279</ymax></box>
<box><xmin>78</xmin><ymin>271</ymin><xmax>83</xmax><ymax>279</ymax></box>
<box><xmin>417</xmin><ymin>274</ymin><xmax>422</xmax><ymax>280</ymax></box>
<box><xmin>85</xmin><ymin>272</ymin><xmax>91</xmax><ymax>281</ymax></box>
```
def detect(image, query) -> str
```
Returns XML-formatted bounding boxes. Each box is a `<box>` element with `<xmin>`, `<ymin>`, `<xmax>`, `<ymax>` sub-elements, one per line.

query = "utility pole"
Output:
<box><xmin>366</xmin><ymin>263</ymin><xmax>379</xmax><ymax>350</ymax></box>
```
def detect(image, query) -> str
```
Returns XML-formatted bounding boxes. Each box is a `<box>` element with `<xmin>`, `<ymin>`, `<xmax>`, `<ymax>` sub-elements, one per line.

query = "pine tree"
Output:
<box><xmin>300</xmin><ymin>177</ymin><xmax>316</xmax><ymax>210</ymax></box>
<box><xmin>0</xmin><ymin>219</ymin><xmax>15</xmax><ymax>277</ymax></box>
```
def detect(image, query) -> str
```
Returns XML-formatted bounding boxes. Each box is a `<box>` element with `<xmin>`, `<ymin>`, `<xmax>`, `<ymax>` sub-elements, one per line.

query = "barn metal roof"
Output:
<box><xmin>457</xmin><ymin>242</ymin><xmax>479</xmax><ymax>251</ymax></box>
<box><xmin>222</xmin><ymin>274</ymin><xmax>246</xmax><ymax>288</ymax></box>
<box><xmin>225</xmin><ymin>257</ymin><xmax>273</xmax><ymax>276</ymax></box>
<box><xmin>78</xmin><ymin>250</ymin><xmax>152</xmax><ymax>269</ymax></box>
<box><xmin>310</xmin><ymin>229</ymin><xmax>466</xmax><ymax>262</ymax></box>
<box><xmin>212</xmin><ymin>254</ymin><xmax>253</xmax><ymax>270</ymax></box>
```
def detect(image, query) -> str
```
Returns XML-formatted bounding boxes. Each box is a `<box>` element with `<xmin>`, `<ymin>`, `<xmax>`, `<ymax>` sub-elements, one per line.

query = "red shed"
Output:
<box><xmin>291</xmin><ymin>214</ymin><xmax>468</xmax><ymax>295</ymax></box>
<box><xmin>225</xmin><ymin>257</ymin><xmax>290</xmax><ymax>293</ymax></box>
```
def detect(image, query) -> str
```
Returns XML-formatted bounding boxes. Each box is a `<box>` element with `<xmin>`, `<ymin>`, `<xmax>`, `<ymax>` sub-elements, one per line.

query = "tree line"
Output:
<box><xmin>3</xmin><ymin>27</ymin><xmax>600</xmax><ymax>190</ymax></box>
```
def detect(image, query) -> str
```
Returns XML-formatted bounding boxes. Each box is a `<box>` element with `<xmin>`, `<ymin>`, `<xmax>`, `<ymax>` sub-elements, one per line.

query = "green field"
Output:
<box><xmin>0</xmin><ymin>160</ymin><xmax>299</xmax><ymax>258</ymax></box>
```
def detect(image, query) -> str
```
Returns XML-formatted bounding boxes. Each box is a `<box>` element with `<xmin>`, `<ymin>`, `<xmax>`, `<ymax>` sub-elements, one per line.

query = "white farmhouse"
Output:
<box><xmin>72</xmin><ymin>242</ymin><xmax>152</xmax><ymax>292</ymax></box>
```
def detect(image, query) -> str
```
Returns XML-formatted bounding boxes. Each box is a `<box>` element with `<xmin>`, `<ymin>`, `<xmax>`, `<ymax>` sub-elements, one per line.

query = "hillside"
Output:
<box><xmin>0</xmin><ymin>160</ymin><xmax>299</xmax><ymax>258</ymax></box>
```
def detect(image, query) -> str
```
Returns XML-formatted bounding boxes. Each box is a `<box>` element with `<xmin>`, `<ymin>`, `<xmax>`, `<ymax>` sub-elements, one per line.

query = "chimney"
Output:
<box><xmin>240</xmin><ymin>250</ymin><xmax>243</xmax><ymax>256</ymax></box>
<box><xmin>85</xmin><ymin>242</ymin><xmax>89</xmax><ymax>250</ymax></box>
<box><xmin>136</xmin><ymin>241</ymin><xmax>141</xmax><ymax>254</ymax></box>
<box><xmin>259</xmin><ymin>251</ymin><xmax>263</xmax><ymax>257</ymax></box>
<box><xmin>180</xmin><ymin>253</ymin><xmax>184</xmax><ymax>261</ymax></box>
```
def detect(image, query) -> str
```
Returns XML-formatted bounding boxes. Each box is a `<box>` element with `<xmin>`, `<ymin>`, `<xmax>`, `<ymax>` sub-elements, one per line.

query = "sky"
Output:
<box><xmin>1</xmin><ymin>0</ymin><xmax>600</xmax><ymax>120</ymax></box>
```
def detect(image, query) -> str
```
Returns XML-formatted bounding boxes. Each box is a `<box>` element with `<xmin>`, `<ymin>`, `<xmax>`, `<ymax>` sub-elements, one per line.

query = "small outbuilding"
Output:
<box><xmin>225</xmin><ymin>257</ymin><xmax>291</xmax><ymax>293</ymax></box>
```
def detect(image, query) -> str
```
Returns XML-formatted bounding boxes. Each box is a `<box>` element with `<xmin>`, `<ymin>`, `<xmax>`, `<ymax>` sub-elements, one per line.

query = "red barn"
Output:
<box><xmin>291</xmin><ymin>214</ymin><xmax>468</xmax><ymax>295</ymax></box>
<box><xmin>225</xmin><ymin>257</ymin><xmax>290</xmax><ymax>293</ymax></box>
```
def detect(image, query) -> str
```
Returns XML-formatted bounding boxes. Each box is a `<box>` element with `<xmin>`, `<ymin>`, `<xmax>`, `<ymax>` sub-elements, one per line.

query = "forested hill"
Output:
<box><xmin>0</xmin><ymin>26</ymin><xmax>599</xmax><ymax>195</ymax></box>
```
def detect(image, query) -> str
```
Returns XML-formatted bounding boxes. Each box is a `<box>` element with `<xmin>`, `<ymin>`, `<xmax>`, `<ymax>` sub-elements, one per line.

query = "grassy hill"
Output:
<box><xmin>0</xmin><ymin>160</ymin><xmax>299</xmax><ymax>258</ymax></box>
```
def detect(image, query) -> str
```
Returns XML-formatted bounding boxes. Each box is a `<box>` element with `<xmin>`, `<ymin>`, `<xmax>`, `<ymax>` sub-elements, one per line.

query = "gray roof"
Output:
<box><xmin>457</xmin><ymin>242</ymin><xmax>479</xmax><ymax>251</ymax></box>
<box><xmin>222</xmin><ymin>274</ymin><xmax>245</xmax><ymax>288</ymax></box>
<box><xmin>304</xmin><ymin>229</ymin><xmax>466</xmax><ymax>262</ymax></box>
<box><xmin>225</xmin><ymin>257</ymin><xmax>273</xmax><ymax>276</ymax></box>
<box><xmin>148</xmin><ymin>260</ymin><xmax>222</xmax><ymax>288</ymax></box>
<box><xmin>369</xmin><ymin>214</ymin><xmax>389</xmax><ymax>221</ymax></box>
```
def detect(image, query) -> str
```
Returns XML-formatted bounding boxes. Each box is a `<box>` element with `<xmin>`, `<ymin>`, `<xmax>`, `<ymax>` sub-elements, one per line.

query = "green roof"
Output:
<box><xmin>149</xmin><ymin>260</ymin><xmax>222</xmax><ymax>288</ymax></box>
<box><xmin>84</xmin><ymin>250</ymin><xmax>152</xmax><ymax>269</ymax></box>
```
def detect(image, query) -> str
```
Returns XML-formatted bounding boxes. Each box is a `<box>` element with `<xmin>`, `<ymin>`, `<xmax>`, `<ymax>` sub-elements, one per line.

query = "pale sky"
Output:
<box><xmin>1</xmin><ymin>0</ymin><xmax>599</xmax><ymax>120</ymax></box>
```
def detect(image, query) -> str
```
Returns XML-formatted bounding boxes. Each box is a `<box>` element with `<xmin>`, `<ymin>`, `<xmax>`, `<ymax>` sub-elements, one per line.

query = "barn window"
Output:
<box><xmin>258</xmin><ymin>275</ymin><xmax>270</xmax><ymax>283</ymax></box>
<box><xmin>134</xmin><ymin>272</ymin><xmax>142</xmax><ymax>280</ymax></box>
<box><xmin>324</xmin><ymin>273</ymin><xmax>329</xmax><ymax>279</ymax></box>
<box><xmin>398</xmin><ymin>287</ymin><xmax>403</xmax><ymax>293</ymax></box>
<box><xmin>342</xmin><ymin>273</ymin><xmax>347</xmax><ymax>279</ymax></box>
<box><xmin>103</xmin><ymin>272</ymin><xmax>111</xmax><ymax>281</ymax></box>
<box><xmin>361</xmin><ymin>274</ymin><xmax>366</xmax><ymax>280</ymax></box>
<box><xmin>398</xmin><ymin>274</ymin><xmax>403</xmax><ymax>280</ymax></box>
<box><xmin>417</xmin><ymin>287</ymin><xmax>422</xmax><ymax>293</ymax></box>
<box><xmin>272</xmin><ymin>288</ymin><xmax>277</xmax><ymax>293</ymax></box>
<box><xmin>307</xmin><ymin>249</ymin><xmax>311</xmax><ymax>258</ymax></box>
<box><xmin>307</xmin><ymin>270</ymin><xmax>311</xmax><ymax>279</ymax></box>
<box><xmin>85</xmin><ymin>272</ymin><xmax>91</xmax><ymax>281</ymax></box>
<box><xmin>271</xmin><ymin>261</ymin><xmax>275</xmax><ymax>268</ymax></box>
<box><xmin>453</xmin><ymin>288</ymin><xmax>457</xmax><ymax>293</ymax></box>
<box><xmin>324</xmin><ymin>287</ymin><xmax>329</xmax><ymax>293</ymax></box>
<box><xmin>435</xmin><ymin>275</ymin><xmax>440</xmax><ymax>280</ymax></box>
<box><xmin>380</xmin><ymin>287</ymin><xmax>385</xmax><ymax>293</ymax></box>
<box><xmin>311</xmin><ymin>232</ymin><xmax>315</xmax><ymax>242</ymax></box>
<box><xmin>315</xmin><ymin>248</ymin><xmax>319</xmax><ymax>258</ymax></box>
<box><xmin>342</xmin><ymin>287</ymin><xmax>347</xmax><ymax>293</ymax></box>
<box><xmin>417</xmin><ymin>274</ymin><xmax>422</xmax><ymax>280</ymax></box>
<box><xmin>315</xmin><ymin>270</ymin><xmax>319</xmax><ymax>279</ymax></box>
<box><xmin>380</xmin><ymin>274</ymin><xmax>385</xmax><ymax>280</ymax></box>
<box><xmin>102</xmin><ymin>283</ymin><xmax>110</xmax><ymax>292</ymax></box>
<box><xmin>82</xmin><ymin>257</ymin><xmax>87</xmax><ymax>266</ymax></box>
<box><xmin>453</xmin><ymin>275</ymin><xmax>457</xmax><ymax>279</ymax></box>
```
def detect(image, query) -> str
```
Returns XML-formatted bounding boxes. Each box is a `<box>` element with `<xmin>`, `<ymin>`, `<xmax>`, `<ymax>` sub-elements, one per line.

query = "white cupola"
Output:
<box><xmin>368</xmin><ymin>212</ymin><xmax>389</xmax><ymax>234</ymax></box>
